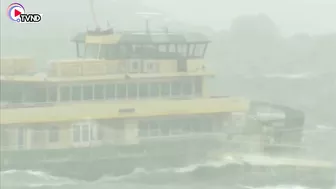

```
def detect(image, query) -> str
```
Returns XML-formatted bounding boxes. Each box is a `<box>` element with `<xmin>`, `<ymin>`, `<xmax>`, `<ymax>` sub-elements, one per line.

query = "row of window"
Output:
<box><xmin>0</xmin><ymin>79</ymin><xmax>203</xmax><ymax>104</ymax></box>
<box><xmin>0</xmin><ymin>117</ymin><xmax>221</xmax><ymax>148</ymax></box>
<box><xmin>138</xmin><ymin>118</ymin><xmax>222</xmax><ymax>137</ymax></box>
<box><xmin>79</xmin><ymin>43</ymin><xmax>208</xmax><ymax>59</ymax></box>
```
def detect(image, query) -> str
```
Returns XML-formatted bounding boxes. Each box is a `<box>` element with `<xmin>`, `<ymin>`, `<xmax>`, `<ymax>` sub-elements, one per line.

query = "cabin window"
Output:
<box><xmin>194</xmin><ymin>78</ymin><xmax>202</xmax><ymax>96</ymax></box>
<box><xmin>97</xmin><ymin>126</ymin><xmax>104</xmax><ymax>140</ymax></box>
<box><xmin>60</xmin><ymin>86</ymin><xmax>71</xmax><ymax>102</ymax></box>
<box><xmin>72</xmin><ymin>122</ymin><xmax>97</xmax><ymax>143</ymax></box>
<box><xmin>139</xmin><ymin>83</ymin><xmax>148</xmax><ymax>98</ymax></box>
<box><xmin>82</xmin><ymin>85</ymin><xmax>93</xmax><ymax>100</ymax></box>
<box><xmin>199</xmin><ymin>118</ymin><xmax>212</xmax><ymax>132</ymax></box>
<box><xmin>160</xmin><ymin>83</ymin><xmax>170</xmax><ymax>97</ymax></box>
<box><xmin>72</xmin><ymin>125</ymin><xmax>81</xmax><ymax>142</ymax></box>
<box><xmin>170</xmin><ymin>120</ymin><xmax>183</xmax><ymax>135</ymax></box>
<box><xmin>190</xmin><ymin>119</ymin><xmax>201</xmax><ymax>132</ymax></box>
<box><xmin>149</xmin><ymin>83</ymin><xmax>160</xmax><ymax>97</ymax></box>
<box><xmin>160</xmin><ymin>122</ymin><xmax>170</xmax><ymax>136</ymax></box>
<box><xmin>188</xmin><ymin>44</ymin><xmax>195</xmax><ymax>57</ymax></box>
<box><xmin>138</xmin><ymin>122</ymin><xmax>148</xmax><ymax>137</ymax></box>
<box><xmin>31</xmin><ymin>127</ymin><xmax>46</xmax><ymax>147</ymax></box>
<box><xmin>127</xmin><ymin>83</ymin><xmax>138</xmax><ymax>99</ymax></box>
<box><xmin>129</xmin><ymin>60</ymin><xmax>140</xmax><ymax>73</ymax></box>
<box><xmin>82</xmin><ymin>125</ymin><xmax>90</xmax><ymax>141</ymax></box>
<box><xmin>17</xmin><ymin>127</ymin><xmax>27</xmax><ymax>149</ymax></box>
<box><xmin>169</xmin><ymin>44</ymin><xmax>176</xmax><ymax>53</ymax></box>
<box><xmin>85</xmin><ymin>44</ymin><xmax>100</xmax><ymax>59</ymax></box>
<box><xmin>0</xmin><ymin>82</ymin><xmax>11</xmax><ymax>103</ymax></box>
<box><xmin>132</xmin><ymin>44</ymin><xmax>143</xmax><ymax>55</ymax></box>
<box><xmin>141</xmin><ymin>45</ymin><xmax>157</xmax><ymax>57</ymax></box>
<box><xmin>34</xmin><ymin>85</ymin><xmax>47</xmax><ymax>103</ymax></box>
<box><xmin>149</xmin><ymin>122</ymin><xmax>160</xmax><ymax>137</ymax></box>
<box><xmin>22</xmin><ymin>84</ymin><xmax>35</xmax><ymax>103</ymax></box>
<box><xmin>0</xmin><ymin>128</ymin><xmax>15</xmax><ymax>148</ymax></box>
<box><xmin>181</xmin><ymin>121</ymin><xmax>191</xmax><ymax>134</ymax></box>
<box><xmin>116</xmin><ymin>84</ymin><xmax>127</xmax><ymax>99</ymax></box>
<box><xmin>182</xmin><ymin>79</ymin><xmax>193</xmax><ymax>96</ymax></box>
<box><xmin>48</xmin><ymin>126</ymin><xmax>59</xmax><ymax>142</ymax></box>
<box><xmin>94</xmin><ymin>84</ymin><xmax>105</xmax><ymax>100</ymax></box>
<box><xmin>106</xmin><ymin>84</ymin><xmax>115</xmax><ymax>100</ymax></box>
<box><xmin>171</xmin><ymin>81</ymin><xmax>181</xmax><ymax>96</ymax></box>
<box><xmin>71</xmin><ymin>85</ymin><xmax>82</xmax><ymax>101</ymax></box>
<box><xmin>5</xmin><ymin>83</ymin><xmax>23</xmax><ymax>103</ymax></box>
<box><xmin>158</xmin><ymin>44</ymin><xmax>167</xmax><ymax>53</ymax></box>
<box><xmin>177</xmin><ymin>44</ymin><xmax>188</xmax><ymax>56</ymax></box>
<box><xmin>194</xmin><ymin>44</ymin><xmax>206</xmax><ymax>57</ymax></box>
<box><xmin>76</xmin><ymin>42</ymin><xmax>85</xmax><ymax>58</ymax></box>
<box><xmin>101</xmin><ymin>44</ymin><xmax>117</xmax><ymax>60</ymax></box>
<box><xmin>119</xmin><ymin>45</ymin><xmax>129</xmax><ymax>58</ymax></box>
<box><xmin>47</xmin><ymin>86</ymin><xmax>57</xmax><ymax>102</ymax></box>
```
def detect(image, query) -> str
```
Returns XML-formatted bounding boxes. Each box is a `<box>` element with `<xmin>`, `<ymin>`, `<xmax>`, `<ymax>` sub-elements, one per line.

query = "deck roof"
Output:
<box><xmin>72</xmin><ymin>31</ymin><xmax>210</xmax><ymax>44</ymax></box>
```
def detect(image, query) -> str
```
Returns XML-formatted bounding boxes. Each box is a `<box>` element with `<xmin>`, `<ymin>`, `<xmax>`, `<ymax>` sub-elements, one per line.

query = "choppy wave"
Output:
<box><xmin>1</xmin><ymin>158</ymin><xmax>335</xmax><ymax>189</ymax></box>
<box><xmin>0</xmin><ymin>170</ymin><xmax>77</xmax><ymax>188</ymax></box>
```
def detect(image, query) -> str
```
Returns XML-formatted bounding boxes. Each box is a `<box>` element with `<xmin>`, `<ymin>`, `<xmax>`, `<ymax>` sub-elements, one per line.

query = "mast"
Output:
<box><xmin>136</xmin><ymin>12</ymin><xmax>161</xmax><ymax>34</ymax></box>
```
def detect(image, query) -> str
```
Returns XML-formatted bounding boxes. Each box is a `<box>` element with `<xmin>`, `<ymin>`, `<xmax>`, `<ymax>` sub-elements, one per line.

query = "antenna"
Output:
<box><xmin>89</xmin><ymin>0</ymin><xmax>100</xmax><ymax>30</ymax></box>
<box><xmin>163</xmin><ymin>17</ymin><xmax>173</xmax><ymax>33</ymax></box>
<box><xmin>136</xmin><ymin>12</ymin><xmax>162</xmax><ymax>34</ymax></box>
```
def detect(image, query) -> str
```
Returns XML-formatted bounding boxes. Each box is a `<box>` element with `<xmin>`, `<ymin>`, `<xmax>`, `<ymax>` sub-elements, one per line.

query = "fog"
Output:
<box><xmin>1</xmin><ymin>0</ymin><xmax>336</xmax><ymax>188</ymax></box>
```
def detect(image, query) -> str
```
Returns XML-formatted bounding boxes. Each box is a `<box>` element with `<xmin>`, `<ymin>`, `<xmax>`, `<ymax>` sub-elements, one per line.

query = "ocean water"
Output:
<box><xmin>1</xmin><ymin>73</ymin><xmax>335</xmax><ymax>189</ymax></box>
<box><xmin>1</xmin><ymin>162</ymin><xmax>335</xmax><ymax>189</ymax></box>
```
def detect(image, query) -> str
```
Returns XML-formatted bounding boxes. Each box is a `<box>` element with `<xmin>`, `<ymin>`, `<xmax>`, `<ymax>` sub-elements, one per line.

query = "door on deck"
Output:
<box><xmin>177</xmin><ymin>57</ymin><xmax>187</xmax><ymax>72</ymax></box>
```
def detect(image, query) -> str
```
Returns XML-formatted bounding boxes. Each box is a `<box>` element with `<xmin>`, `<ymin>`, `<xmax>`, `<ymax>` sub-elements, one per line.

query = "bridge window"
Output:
<box><xmin>169</xmin><ymin>44</ymin><xmax>176</xmax><ymax>53</ymax></box>
<box><xmin>194</xmin><ymin>44</ymin><xmax>206</xmax><ymax>57</ymax></box>
<box><xmin>189</xmin><ymin>44</ymin><xmax>195</xmax><ymax>56</ymax></box>
<box><xmin>177</xmin><ymin>44</ymin><xmax>188</xmax><ymax>56</ymax></box>
<box><xmin>158</xmin><ymin>44</ymin><xmax>167</xmax><ymax>53</ymax></box>
<box><xmin>100</xmin><ymin>44</ymin><xmax>117</xmax><ymax>60</ymax></box>
<box><xmin>85</xmin><ymin>44</ymin><xmax>100</xmax><ymax>59</ymax></box>
<box><xmin>76</xmin><ymin>42</ymin><xmax>85</xmax><ymax>58</ymax></box>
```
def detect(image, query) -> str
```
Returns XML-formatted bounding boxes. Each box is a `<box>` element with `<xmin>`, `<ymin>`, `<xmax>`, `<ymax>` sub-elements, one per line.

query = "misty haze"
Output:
<box><xmin>0</xmin><ymin>0</ymin><xmax>336</xmax><ymax>189</ymax></box>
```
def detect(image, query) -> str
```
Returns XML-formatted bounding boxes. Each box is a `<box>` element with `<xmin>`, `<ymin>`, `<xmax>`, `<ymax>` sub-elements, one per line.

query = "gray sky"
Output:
<box><xmin>144</xmin><ymin>0</ymin><xmax>336</xmax><ymax>35</ymax></box>
<box><xmin>1</xmin><ymin>0</ymin><xmax>336</xmax><ymax>36</ymax></box>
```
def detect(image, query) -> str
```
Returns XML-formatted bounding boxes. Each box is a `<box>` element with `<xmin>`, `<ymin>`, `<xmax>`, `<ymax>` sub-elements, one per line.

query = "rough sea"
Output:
<box><xmin>1</xmin><ymin>72</ymin><xmax>335</xmax><ymax>189</ymax></box>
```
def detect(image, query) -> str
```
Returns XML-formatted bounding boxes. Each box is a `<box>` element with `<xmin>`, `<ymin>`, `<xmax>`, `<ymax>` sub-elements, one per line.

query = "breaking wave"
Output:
<box><xmin>1</xmin><ymin>158</ymin><xmax>334</xmax><ymax>189</ymax></box>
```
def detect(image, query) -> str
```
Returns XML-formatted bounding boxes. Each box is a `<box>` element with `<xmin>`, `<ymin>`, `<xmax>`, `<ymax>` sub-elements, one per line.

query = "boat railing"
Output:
<box><xmin>0</xmin><ymin>96</ymin><xmax>233</xmax><ymax>109</ymax></box>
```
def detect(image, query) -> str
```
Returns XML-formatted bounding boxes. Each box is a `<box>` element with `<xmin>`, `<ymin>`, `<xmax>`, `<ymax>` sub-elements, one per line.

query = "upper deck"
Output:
<box><xmin>0</xmin><ymin>29</ymin><xmax>211</xmax><ymax>79</ymax></box>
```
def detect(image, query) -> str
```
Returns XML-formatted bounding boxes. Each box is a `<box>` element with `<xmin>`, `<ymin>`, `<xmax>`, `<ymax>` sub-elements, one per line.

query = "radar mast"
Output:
<box><xmin>136</xmin><ymin>12</ymin><xmax>162</xmax><ymax>34</ymax></box>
